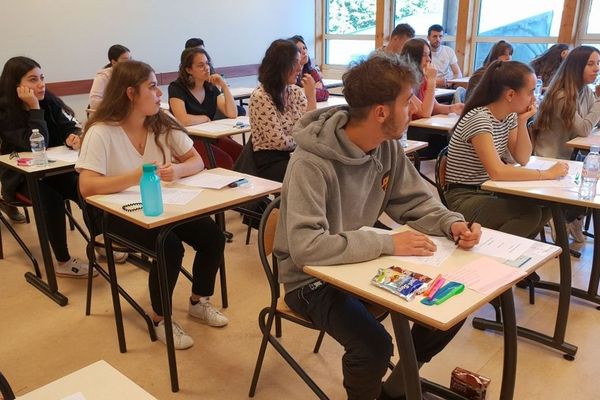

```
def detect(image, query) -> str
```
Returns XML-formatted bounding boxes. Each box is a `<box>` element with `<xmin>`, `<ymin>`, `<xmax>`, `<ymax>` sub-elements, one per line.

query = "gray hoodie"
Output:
<box><xmin>274</xmin><ymin>106</ymin><xmax>465</xmax><ymax>294</ymax></box>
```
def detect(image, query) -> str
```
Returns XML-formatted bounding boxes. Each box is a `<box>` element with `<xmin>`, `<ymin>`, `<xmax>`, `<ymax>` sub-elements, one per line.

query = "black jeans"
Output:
<box><xmin>17</xmin><ymin>172</ymin><xmax>80</xmax><ymax>262</ymax></box>
<box><xmin>107</xmin><ymin>216</ymin><xmax>225</xmax><ymax>316</ymax></box>
<box><xmin>285</xmin><ymin>282</ymin><xmax>465</xmax><ymax>400</ymax></box>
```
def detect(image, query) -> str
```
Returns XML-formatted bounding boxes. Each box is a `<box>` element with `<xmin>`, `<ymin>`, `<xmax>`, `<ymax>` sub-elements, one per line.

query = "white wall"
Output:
<box><xmin>0</xmin><ymin>0</ymin><xmax>315</xmax><ymax>82</ymax></box>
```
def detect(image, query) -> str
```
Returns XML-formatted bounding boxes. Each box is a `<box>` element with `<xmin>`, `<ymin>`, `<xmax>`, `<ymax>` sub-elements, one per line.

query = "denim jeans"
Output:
<box><xmin>285</xmin><ymin>281</ymin><xmax>464</xmax><ymax>400</ymax></box>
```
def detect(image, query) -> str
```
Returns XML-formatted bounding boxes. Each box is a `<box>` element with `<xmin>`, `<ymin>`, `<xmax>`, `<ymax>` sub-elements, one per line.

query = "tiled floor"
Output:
<box><xmin>0</xmin><ymin>161</ymin><xmax>597</xmax><ymax>399</ymax></box>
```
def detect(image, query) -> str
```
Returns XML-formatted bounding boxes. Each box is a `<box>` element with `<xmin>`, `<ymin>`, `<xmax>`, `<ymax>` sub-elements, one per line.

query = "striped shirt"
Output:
<box><xmin>446</xmin><ymin>107</ymin><xmax>517</xmax><ymax>185</ymax></box>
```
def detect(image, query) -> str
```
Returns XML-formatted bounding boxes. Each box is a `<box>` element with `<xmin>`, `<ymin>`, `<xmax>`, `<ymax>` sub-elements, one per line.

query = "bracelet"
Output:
<box><xmin>122</xmin><ymin>202</ymin><xmax>143</xmax><ymax>212</ymax></box>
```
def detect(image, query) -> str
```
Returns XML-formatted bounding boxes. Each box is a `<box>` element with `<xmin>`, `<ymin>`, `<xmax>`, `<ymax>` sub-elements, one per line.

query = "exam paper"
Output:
<box><xmin>46</xmin><ymin>146</ymin><xmax>79</xmax><ymax>163</ymax></box>
<box><xmin>177</xmin><ymin>172</ymin><xmax>244</xmax><ymax>189</ymax></box>
<box><xmin>472</xmin><ymin>228</ymin><xmax>531</xmax><ymax>261</ymax></box>
<box><xmin>104</xmin><ymin>186</ymin><xmax>199</xmax><ymax>206</ymax></box>
<box><xmin>444</xmin><ymin>256</ymin><xmax>526</xmax><ymax>295</ymax></box>
<box><xmin>360</xmin><ymin>226</ymin><xmax>455</xmax><ymax>267</ymax></box>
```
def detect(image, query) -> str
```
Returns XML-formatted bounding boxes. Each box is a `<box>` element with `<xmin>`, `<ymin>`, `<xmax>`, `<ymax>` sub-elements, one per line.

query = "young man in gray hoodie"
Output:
<box><xmin>273</xmin><ymin>54</ymin><xmax>482</xmax><ymax>400</ymax></box>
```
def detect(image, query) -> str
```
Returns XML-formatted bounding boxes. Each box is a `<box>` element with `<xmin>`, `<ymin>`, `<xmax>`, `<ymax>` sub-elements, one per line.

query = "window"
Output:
<box><xmin>394</xmin><ymin>0</ymin><xmax>459</xmax><ymax>37</ymax></box>
<box><xmin>324</xmin><ymin>0</ymin><xmax>377</xmax><ymax>66</ymax></box>
<box><xmin>471</xmin><ymin>0</ymin><xmax>564</xmax><ymax>70</ymax></box>
<box><xmin>579</xmin><ymin>1</ymin><xmax>600</xmax><ymax>46</ymax></box>
<box><xmin>586</xmin><ymin>0</ymin><xmax>600</xmax><ymax>34</ymax></box>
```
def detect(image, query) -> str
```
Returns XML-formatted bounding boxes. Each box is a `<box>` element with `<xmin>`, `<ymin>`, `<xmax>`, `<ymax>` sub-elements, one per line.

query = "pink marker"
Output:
<box><xmin>427</xmin><ymin>277</ymin><xmax>446</xmax><ymax>300</ymax></box>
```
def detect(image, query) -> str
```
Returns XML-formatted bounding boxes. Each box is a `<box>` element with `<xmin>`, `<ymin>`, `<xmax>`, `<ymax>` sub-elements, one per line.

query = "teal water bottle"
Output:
<box><xmin>140</xmin><ymin>163</ymin><xmax>163</xmax><ymax>216</ymax></box>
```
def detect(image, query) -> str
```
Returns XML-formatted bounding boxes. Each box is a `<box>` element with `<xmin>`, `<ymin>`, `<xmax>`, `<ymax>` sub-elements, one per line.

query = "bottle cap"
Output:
<box><xmin>142</xmin><ymin>163</ymin><xmax>157</xmax><ymax>172</ymax></box>
<box><xmin>591</xmin><ymin>145</ymin><xmax>600</xmax><ymax>154</ymax></box>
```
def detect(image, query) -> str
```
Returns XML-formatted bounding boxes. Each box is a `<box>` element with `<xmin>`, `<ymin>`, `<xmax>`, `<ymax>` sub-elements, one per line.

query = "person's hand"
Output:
<box><xmin>518</xmin><ymin>103</ymin><xmax>537</xmax><ymax>121</ymax></box>
<box><xmin>425</xmin><ymin>63</ymin><xmax>438</xmax><ymax>84</ymax></box>
<box><xmin>65</xmin><ymin>133</ymin><xmax>81</xmax><ymax>150</ymax></box>
<box><xmin>450</xmin><ymin>221</ymin><xmax>481</xmax><ymax>249</ymax></box>
<box><xmin>208</xmin><ymin>74</ymin><xmax>226</xmax><ymax>89</ymax></box>
<box><xmin>16</xmin><ymin>86</ymin><xmax>40</xmax><ymax>110</ymax></box>
<box><xmin>449</xmin><ymin>103</ymin><xmax>464</xmax><ymax>114</ymax></box>
<box><xmin>301</xmin><ymin>73</ymin><xmax>316</xmax><ymax>97</ymax></box>
<box><xmin>595</xmin><ymin>84</ymin><xmax>600</xmax><ymax>98</ymax></box>
<box><xmin>156</xmin><ymin>163</ymin><xmax>178</xmax><ymax>182</ymax></box>
<box><xmin>546</xmin><ymin>161</ymin><xmax>569</xmax><ymax>179</ymax></box>
<box><xmin>391</xmin><ymin>231</ymin><xmax>437</xmax><ymax>256</ymax></box>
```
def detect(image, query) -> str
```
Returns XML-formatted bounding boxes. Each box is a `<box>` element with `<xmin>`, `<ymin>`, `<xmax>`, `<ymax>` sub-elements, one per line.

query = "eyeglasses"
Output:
<box><xmin>195</xmin><ymin>63</ymin><xmax>210</xmax><ymax>69</ymax></box>
<box><xmin>9</xmin><ymin>151</ymin><xmax>19</xmax><ymax>159</ymax></box>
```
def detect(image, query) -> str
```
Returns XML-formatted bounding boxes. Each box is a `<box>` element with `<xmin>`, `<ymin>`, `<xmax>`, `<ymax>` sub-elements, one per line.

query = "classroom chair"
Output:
<box><xmin>248</xmin><ymin>197</ymin><xmax>389</xmax><ymax>399</ymax></box>
<box><xmin>0</xmin><ymin>371</ymin><xmax>15</xmax><ymax>400</ymax></box>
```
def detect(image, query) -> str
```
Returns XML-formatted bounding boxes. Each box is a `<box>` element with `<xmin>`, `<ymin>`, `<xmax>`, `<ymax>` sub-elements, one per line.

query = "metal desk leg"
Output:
<box><xmin>157</xmin><ymin>226</ymin><xmax>179</xmax><ymax>392</ymax></box>
<box><xmin>472</xmin><ymin>204</ymin><xmax>578</xmax><ymax>359</ymax></box>
<box><xmin>499</xmin><ymin>289</ymin><xmax>517</xmax><ymax>400</ymax></box>
<box><xmin>103</xmin><ymin>224</ymin><xmax>127</xmax><ymax>354</ymax></box>
<box><xmin>23</xmin><ymin>174</ymin><xmax>68</xmax><ymax>306</ymax></box>
<box><xmin>390</xmin><ymin>313</ymin><xmax>422</xmax><ymax>400</ymax></box>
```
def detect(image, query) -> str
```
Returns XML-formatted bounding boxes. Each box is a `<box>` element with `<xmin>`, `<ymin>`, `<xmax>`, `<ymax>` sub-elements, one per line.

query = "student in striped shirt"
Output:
<box><xmin>444</xmin><ymin>60</ymin><xmax>569</xmax><ymax>240</ymax></box>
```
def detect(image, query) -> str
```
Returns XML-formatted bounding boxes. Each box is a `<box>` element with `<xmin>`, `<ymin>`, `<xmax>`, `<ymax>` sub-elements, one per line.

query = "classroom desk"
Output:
<box><xmin>477</xmin><ymin>156</ymin><xmax>600</xmax><ymax>359</ymax></box>
<box><xmin>447</xmin><ymin>76</ymin><xmax>470</xmax><ymax>88</ymax></box>
<box><xmin>304</xmin><ymin>226</ymin><xmax>560</xmax><ymax>400</ymax></box>
<box><xmin>186</xmin><ymin>116</ymin><xmax>251</xmax><ymax>140</ymax></box>
<box><xmin>316</xmin><ymin>96</ymin><xmax>348</xmax><ymax>109</ymax></box>
<box><xmin>229</xmin><ymin>86</ymin><xmax>256</xmax><ymax>107</ymax></box>
<box><xmin>565</xmin><ymin>128</ymin><xmax>600</xmax><ymax>153</ymax></box>
<box><xmin>0</xmin><ymin>146</ymin><xmax>78</xmax><ymax>306</ymax></box>
<box><xmin>86</xmin><ymin>168</ymin><xmax>281</xmax><ymax>392</ymax></box>
<box><xmin>322</xmin><ymin>78</ymin><xmax>343</xmax><ymax>89</ymax></box>
<box><xmin>409</xmin><ymin>114</ymin><xmax>459</xmax><ymax>131</ymax></box>
<box><xmin>403</xmin><ymin>140</ymin><xmax>428</xmax><ymax>155</ymax></box>
<box><xmin>17</xmin><ymin>360</ymin><xmax>157</xmax><ymax>400</ymax></box>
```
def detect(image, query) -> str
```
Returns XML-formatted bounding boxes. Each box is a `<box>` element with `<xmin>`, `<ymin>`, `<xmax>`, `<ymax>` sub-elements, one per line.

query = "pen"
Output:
<box><xmin>454</xmin><ymin>206</ymin><xmax>483</xmax><ymax>245</ymax></box>
<box><xmin>228</xmin><ymin>178</ymin><xmax>249</xmax><ymax>188</ymax></box>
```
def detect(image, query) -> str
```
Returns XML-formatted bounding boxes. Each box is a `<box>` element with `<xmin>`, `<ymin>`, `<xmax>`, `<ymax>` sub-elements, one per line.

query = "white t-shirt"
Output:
<box><xmin>76</xmin><ymin>123</ymin><xmax>193</xmax><ymax>176</ymax></box>
<box><xmin>431</xmin><ymin>45</ymin><xmax>458</xmax><ymax>81</ymax></box>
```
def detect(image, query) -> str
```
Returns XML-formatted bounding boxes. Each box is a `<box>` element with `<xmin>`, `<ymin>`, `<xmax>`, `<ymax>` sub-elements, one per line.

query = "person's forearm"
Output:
<box><xmin>220</xmin><ymin>86</ymin><xmax>238</xmax><ymax>118</ymax></box>
<box><xmin>80</xmin><ymin>170</ymin><xmax>140</xmax><ymax>198</ymax></box>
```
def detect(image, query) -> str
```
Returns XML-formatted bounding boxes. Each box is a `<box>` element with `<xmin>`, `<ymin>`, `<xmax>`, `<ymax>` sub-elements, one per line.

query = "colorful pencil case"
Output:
<box><xmin>371</xmin><ymin>266</ymin><xmax>432</xmax><ymax>301</ymax></box>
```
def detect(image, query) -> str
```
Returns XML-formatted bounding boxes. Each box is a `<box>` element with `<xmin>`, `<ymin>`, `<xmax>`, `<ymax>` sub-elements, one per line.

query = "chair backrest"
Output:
<box><xmin>193</xmin><ymin>138</ymin><xmax>234</xmax><ymax>170</ymax></box>
<box><xmin>0</xmin><ymin>371</ymin><xmax>16</xmax><ymax>400</ymax></box>
<box><xmin>257</xmin><ymin>197</ymin><xmax>281</xmax><ymax>304</ymax></box>
<box><xmin>435</xmin><ymin>146</ymin><xmax>449</xmax><ymax>207</ymax></box>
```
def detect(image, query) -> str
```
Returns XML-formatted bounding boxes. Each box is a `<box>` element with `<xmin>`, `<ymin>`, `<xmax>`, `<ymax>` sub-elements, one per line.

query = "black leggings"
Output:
<box><xmin>18</xmin><ymin>172</ymin><xmax>80</xmax><ymax>262</ymax></box>
<box><xmin>107</xmin><ymin>216</ymin><xmax>225</xmax><ymax>316</ymax></box>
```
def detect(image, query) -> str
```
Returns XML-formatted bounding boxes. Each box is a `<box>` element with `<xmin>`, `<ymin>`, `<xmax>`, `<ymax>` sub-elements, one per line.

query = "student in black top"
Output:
<box><xmin>0</xmin><ymin>56</ymin><xmax>96</xmax><ymax>278</ymax></box>
<box><xmin>168</xmin><ymin>47</ymin><xmax>237</xmax><ymax>125</ymax></box>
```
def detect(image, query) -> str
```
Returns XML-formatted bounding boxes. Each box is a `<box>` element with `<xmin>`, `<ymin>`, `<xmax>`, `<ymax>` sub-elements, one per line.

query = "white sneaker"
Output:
<box><xmin>567</xmin><ymin>217</ymin><xmax>586</xmax><ymax>243</ymax></box>
<box><xmin>95</xmin><ymin>246</ymin><xmax>128</xmax><ymax>264</ymax></box>
<box><xmin>56</xmin><ymin>258</ymin><xmax>98</xmax><ymax>279</ymax></box>
<box><xmin>154</xmin><ymin>320</ymin><xmax>194</xmax><ymax>350</ymax></box>
<box><xmin>189</xmin><ymin>300</ymin><xmax>229</xmax><ymax>327</ymax></box>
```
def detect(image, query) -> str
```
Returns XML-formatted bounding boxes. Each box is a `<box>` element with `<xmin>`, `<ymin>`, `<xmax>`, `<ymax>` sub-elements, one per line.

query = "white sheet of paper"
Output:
<box><xmin>104</xmin><ymin>186</ymin><xmax>200</xmax><ymax>206</ymax></box>
<box><xmin>177</xmin><ymin>172</ymin><xmax>244</xmax><ymax>189</ymax></box>
<box><xmin>443</xmin><ymin>256</ymin><xmax>526</xmax><ymax>295</ymax></box>
<box><xmin>46</xmin><ymin>146</ymin><xmax>79</xmax><ymax>163</ymax></box>
<box><xmin>359</xmin><ymin>226</ymin><xmax>455</xmax><ymax>267</ymax></box>
<box><xmin>61</xmin><ymin>393</ymin><xmax>87</xmax><ymax>400</ymax></box>
<box><xmin>472</xmin><ymin>228</ymin><xmax>531</xmax><ymax>261</ymax></box>
<box><xmin>522</xmin><ymin>159</ymin><xmax>555</xmax><ymax>170</ymax></box>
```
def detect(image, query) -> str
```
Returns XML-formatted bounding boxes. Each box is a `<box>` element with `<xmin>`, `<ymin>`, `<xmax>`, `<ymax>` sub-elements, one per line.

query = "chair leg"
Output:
<box><xmin>219</xmin><ymin>261</ymin><xmax>228</xmax><ymax>308</ymax></box>
<box><xmin>23</xmin><ymin>207</ymin><xmax>30</xmax><ymax>224</ymax></box>
<box><xmin>249</xmin><ymin>308</ymin><xmax>275</xmax><ymax>397</ymax></box>
<box><xmin>245</xmin><ymin>225</ymin><xmax>252</xmax><ymax>245</ymax></box>
<box><xmin>65</xmin><ymin>200</ymin><xmax>75</xmax><ymax>231</ymax></box>
<box><xmin>275</xmin><ymin>315</ymin><xmax>282</xmax><ymax>338</ymax></box>
<box><xmin>0</xmin><ymin>221</ymin><xmax>3</xmax><ymax>259</ymax></box>
<box><xmin>528</xmin><ymin>281</ymin><xmax>535</xmax><ymax>305</ymax></box>
<box><xmin>313</xmin><ymin>331</ymin><xmax>326</xmax><ymax>353</ymax></box>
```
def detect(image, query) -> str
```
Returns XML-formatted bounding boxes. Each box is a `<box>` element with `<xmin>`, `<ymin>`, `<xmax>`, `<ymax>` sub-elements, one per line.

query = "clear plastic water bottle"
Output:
<box><xmin>578</xmin><ymin>145</ymin><xmax>600</xmax><ymax>200</ymax></box>
<box><xmin>140</xmin><ymin>163</ymin><xmax>163</xmax><ymax>216</ymax></box>
<box><xmin>29</xmin><ymin>129</ymin><xmax>47</xmax><ymax>166</ymax></box>
<box><xmin>400</xmin><ymin>129</ymin><xmax>408</xmax><ymax>148</ymax></box>
<box><xmin>534</xmin><ymin>77</ymin><xmax>543</xmax><ymax>104</ymax></box>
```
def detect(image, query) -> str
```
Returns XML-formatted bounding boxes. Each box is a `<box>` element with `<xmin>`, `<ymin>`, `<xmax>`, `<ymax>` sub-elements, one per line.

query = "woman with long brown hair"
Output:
<box><xmin>77</xmin><ymin>60</ymin><xmax>229</xmax><ymax>350</ymax></box>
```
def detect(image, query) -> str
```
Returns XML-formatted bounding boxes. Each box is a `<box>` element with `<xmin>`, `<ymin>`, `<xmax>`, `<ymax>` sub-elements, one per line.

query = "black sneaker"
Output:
<box><xmin>0</xmin><ymin>202</ymin><xmax>26</xmax><ymax>223</ymax></box>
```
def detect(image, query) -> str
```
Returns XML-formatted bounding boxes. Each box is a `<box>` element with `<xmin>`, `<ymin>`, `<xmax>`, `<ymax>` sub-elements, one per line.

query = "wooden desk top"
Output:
<box><xmin>434</xmin><ymin>88</ymin><xmax>456</xmax><ymax>98</ymax></box>
<box><xmin>305</xmin><ymin>226</ymin><xmax>559</xmax><ymax>330</ymax></box>
<box><xmin>186</xmin><ymin>116</ymin><xmax>251</xmax><ymax>139</ymax></box>
<box><xmin>447</xmin><ymin>76</ymin><xmax>470</xmax><ymax>88</ymax></box>
<box><xmin>409</xmin><ymin>114</ymin><xmax>459</xmax><ymax>131</ymax></box>
<box><xmin>316</xmin><ymin>96</ymin><xmax>348</xmax><ymax>109</ymax></box>
<box><xmin>404</xmin><ymin>140</ymin><xmax>428</xmax><ymax>155</ymax></box>
<box><xmin>481</xmin><ymin>156</ymin><xmax>600</xmax><ymax>209</ymax></box>
<box><xmin>229</xmin><ymin>86</ymin><xmax>256</xmax><ymax>99</ymax></box>
<box><xmin>565</xmin><ymin>129</ymin><xmax>600</xmax><ymax>150</ymax></box>
<box><xmin>86</xmin><ymin>168</ymin><xmax>281</xmax><ymax>229</ymax></box>
<box><xmin>0</xmin><ymin>146</ymin><xmax>77</xmax><ymax>174</ymax></box>
<box><xmin>17</xmin><ymin>360</ymin><xmax>157</xmax><ymax>399</ymax></box>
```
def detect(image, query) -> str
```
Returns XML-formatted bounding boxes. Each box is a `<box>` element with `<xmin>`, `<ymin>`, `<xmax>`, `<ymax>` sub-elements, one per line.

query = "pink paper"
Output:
<box><xmin>443</xmin><ymin>257</ymin><xmax>527</xmax><ymax>295</ymax></box>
